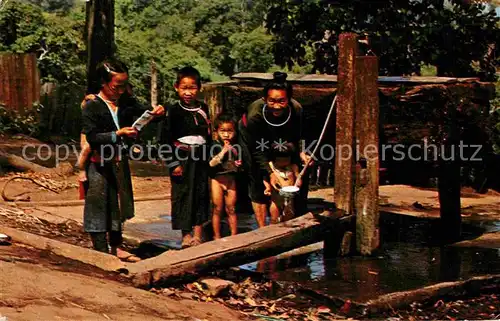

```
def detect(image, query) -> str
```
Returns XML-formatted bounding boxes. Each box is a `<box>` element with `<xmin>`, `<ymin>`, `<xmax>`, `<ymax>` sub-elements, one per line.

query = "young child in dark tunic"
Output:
<box><xmin>209</xmin><ymin>113</ymin><xmax>242</xmax><ymax>239</ymax></box>
<box><xmin>159</xmin><ymin>67</ymin><xmax>211</xmax><ymax>248</ymax></box>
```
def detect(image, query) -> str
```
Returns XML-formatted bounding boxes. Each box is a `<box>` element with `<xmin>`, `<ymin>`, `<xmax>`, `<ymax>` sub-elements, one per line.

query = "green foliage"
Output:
<box><xmin>230</xmin><ymin>27</ymin><xmax>275</xmax><ymax>72</ymax></box>
<box><xmin>0</xmin><ymin>103</ymin><xmax>42</xmax><ymax>136</ymax></box>
<box><xmin>114</xmin><ymin>0</ymin><xmax>269</xmax><ymax>104</ymax></box>
<box><xmin>0</xmin><ymin>1</ymin><xmax>87</xmax><ymax>85</ymax></box>
<box><xmin>26</xmin><ymin>0</ymin><xmax>75</xmax><ymax>13</ymax></box>
<box><xmin>264</xmin><ymin>0</ymin><xmax>500</xmax><ymax>79</ymax></box>
<box><xmin>420</xmin><ymin>64</ymin><xmax>437</xmax><ymax>77</ymax></box>
<box><xmin>0</xmin><ymin>1</ymin><xmax>45</xmax><ymax>51</ymax></box>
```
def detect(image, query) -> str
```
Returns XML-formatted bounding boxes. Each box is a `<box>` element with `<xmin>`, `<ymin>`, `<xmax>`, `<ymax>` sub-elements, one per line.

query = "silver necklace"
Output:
<box><xmin>178</xmin><ymin>101</ymin><xmax>200</xmax><ymax>112</ymax></box>
<box><xmin>262</xmin><ymin>104</ymin><xmax>291</xmax><ymax>127</ymax></box>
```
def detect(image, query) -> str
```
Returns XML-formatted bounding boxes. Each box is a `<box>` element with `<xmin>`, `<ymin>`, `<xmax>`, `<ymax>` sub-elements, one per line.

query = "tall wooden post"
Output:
<box><xmin>151</xmin><ymin>59</ymin><xmax>158</xmax><ymax>107</ymax></box>
<box><xmin>354</xmin><ymin>56</ymin><xmax>380</xmax><ymax>255</ymax></box>
<box><xmin>438</xmin><ymin>93</ymin><xmax>461</xmax><ymax>242</ymax></box>
<box><xmin>327</xmin><ymin>33</ymin><xmax>380</xmax><ymax>257</ymax></box>
<box><xmin>334</xmin><ymin>33</ymin><xmax>358</xmax><ymax>216</ymax></box>
<box><xmin>85</xmin><ymin>0</ymin><xmax>115</xmax><ymax>94</ymax></box>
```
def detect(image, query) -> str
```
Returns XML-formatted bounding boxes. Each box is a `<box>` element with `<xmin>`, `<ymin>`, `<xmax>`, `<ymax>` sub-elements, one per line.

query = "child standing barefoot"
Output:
<box><xmin>209</xmin><ymin>114</ymin><xmax>241</xmax><ymax>239</ymax></box>
<box><xmin>159</xmin><ymin>67</ymin><xmax>211</xmax><ymax>248</ymax></box>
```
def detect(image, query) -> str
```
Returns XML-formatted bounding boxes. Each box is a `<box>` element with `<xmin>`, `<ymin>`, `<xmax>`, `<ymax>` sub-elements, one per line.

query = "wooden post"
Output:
<box><xmin>354</xmin><ymin>56</ymin><xmax>380</xmax><ymax>255</ymax></box>
<box><xmin>85</xmin><ymin>0</ymin><xmax>115</xmax><ymax>94</ymax></box>
<box><xmin>325</xmin><ymin>33</ymin><xmax>358</xmax><ymax>257</ymax></box>
<box><xmin>438</xmin><ymin>93</ymin><xmax>461</xmax><ymax>242</ymax></box>
<box><xmin>150</xmin><ymin>59</ymin><xmax>158</xmax><ymax>107</ymax></box>
<box><xmin>334</xmin><ymin>33</ymin><xmax>358</xmax><ymax>216</ymax></box>
<box><xmin>327</xmin><ymin>33</ymin><xmax>380</xmax><ymax>256</ymax></box>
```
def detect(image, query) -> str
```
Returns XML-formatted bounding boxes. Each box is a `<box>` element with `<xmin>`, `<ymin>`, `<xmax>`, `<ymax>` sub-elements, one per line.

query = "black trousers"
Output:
<box><xmin>90</xmin><ymin>231</ymin><xmax>122</xmax><ymax>253</ymax></box>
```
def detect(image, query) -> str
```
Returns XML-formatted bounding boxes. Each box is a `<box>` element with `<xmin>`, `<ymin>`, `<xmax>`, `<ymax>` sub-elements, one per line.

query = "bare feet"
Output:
<box><xmin>190</xmin><ymin>237</ymin><xmax>202</xmax><ymax>246</ymax></box>
<box><xmin>181</xmin><ymin>234</ymin><xmax>193</xmax><ymax>249</ymax></box>
<box><xmin>115</xmin><ymin>248</ymin><xmax>141</xmax><ymax>262</ymax></box>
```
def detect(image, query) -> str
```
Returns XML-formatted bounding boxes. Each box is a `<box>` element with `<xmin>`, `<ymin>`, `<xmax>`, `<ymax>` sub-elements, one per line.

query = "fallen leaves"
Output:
<box><xmin>149</xmin><ymin>277</ymin><xmax>345</xmax><ymax>320</ymax></box>
<box><xmin>378</xmin><ymin>293</ymin><xmax>500</xmax><ymax>320</ymax></box>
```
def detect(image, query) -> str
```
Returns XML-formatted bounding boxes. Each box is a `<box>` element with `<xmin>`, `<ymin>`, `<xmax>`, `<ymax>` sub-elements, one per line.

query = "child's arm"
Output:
<box><xmin>209</xmin><ymin>144</ymin><xmax>230</xmax><ymax>167</ymax></box>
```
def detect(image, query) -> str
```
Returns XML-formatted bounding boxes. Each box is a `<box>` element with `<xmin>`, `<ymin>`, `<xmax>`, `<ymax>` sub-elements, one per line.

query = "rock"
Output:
<box><xmin>0</xmin><ymin>233</ymin><xmax>11</xmax><ymax>245</ymax></box>
<box><xmin>179</xmin><ymin>292</ymin><xmax>196</xmax><ymax>300</ymax></box>
<box><xmin>199</xmin><ymin>278</ymin><xmax>235</xmax><ymax>297</ymax></box>
<box><xmin>162</xmin><ymin>288</ymin><xmax>175</xmax><ymax>296</ymax></box>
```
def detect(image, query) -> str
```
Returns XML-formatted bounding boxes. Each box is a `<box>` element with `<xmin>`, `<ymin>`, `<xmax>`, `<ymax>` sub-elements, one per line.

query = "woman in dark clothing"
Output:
<box><xmin>158</xmin><ymin>67</ymin><xmax>211</xmax><ymax>248</ymax></box>
<box><xmin>238</xmin><ymin>72</ymin><xmax>311</xmax><ymax>226</ymax></box>
<box><xmin>81</xmin><ymin>58</ymin><xmax>164</xmax><ymax>257</ymax></box>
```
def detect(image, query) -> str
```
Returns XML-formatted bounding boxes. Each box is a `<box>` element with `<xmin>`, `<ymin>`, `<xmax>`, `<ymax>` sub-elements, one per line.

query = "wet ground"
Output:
<box><xmin>130</xmin><ymin>209</ymin><xmax>500</xmax><ymax>304</ymax></box>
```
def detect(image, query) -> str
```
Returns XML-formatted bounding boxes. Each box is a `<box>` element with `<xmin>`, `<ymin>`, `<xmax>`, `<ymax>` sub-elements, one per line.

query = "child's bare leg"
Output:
<box><xmin>224</xmin><ymin>179</ymin><xmax>238</xmax><ymax>236</ymax></box>
<box><xmin>193</xmin><ymin>225</ymin><xmax>203</xmax><ymax>243</ymax></box>
<box><xmin>269</xmin><ymin>197</ymin><xmax>281</xmax><ymax>224</ymax></box>
<box><xmin>211</xmin><ymin>178</ymin><xmax>225</xmax><ymax>240</ymax></box>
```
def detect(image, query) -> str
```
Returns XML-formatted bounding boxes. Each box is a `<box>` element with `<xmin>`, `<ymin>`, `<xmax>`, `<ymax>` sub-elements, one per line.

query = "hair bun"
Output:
<box><xmin>273</xmin><ymin>71</ymin><xmax>288</xmax><ymax>83</ymax></box>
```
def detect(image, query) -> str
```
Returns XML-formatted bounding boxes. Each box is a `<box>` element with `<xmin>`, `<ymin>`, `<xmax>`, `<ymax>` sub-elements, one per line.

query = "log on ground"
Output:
<box><xmin>128</xmin><ymin>211</ymin><xmax>350</xmax><ymax>288</ymax></box>
<box><xmin>0</xmin><ymin>225</ymin><xmax>128</xmax><ymax>273</ymax></box>
<box><xmin>362</xmin><ymin>274</ymin><xmax>500</xmax><ymax>315</ymax></box>
<box><xmin>0</xmin><ymin>149</ymin><xmax>73</xmax><ymax>175</ymax></box>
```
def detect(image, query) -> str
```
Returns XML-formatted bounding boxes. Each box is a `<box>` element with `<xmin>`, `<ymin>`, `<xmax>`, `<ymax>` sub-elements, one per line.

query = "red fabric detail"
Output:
<box><xmin>242</xmin><ymin>113</ymin><xmax>248</xmax><ymax>127</ymax></box>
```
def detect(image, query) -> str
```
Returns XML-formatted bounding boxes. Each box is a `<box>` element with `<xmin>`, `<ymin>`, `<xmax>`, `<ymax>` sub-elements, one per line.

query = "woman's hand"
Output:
<box><xmin>263</xmin><ymin>180</ymin><xmax>272</xmax><ymax>196</ymax></box>
<box><xmin>151</xmin><ymin>105</ymin><xmax>165</xmax><ymax>116</ymax></box>
<box><xmin>116</xmin><ymin>127</ymin><xmax>138</xmax><ymax>138</ymax></box>
<box><xmin>171</xmin><ymin>165</ymin><xmax>183</xmax><ymax>177</ymax></box>
<box><xmin>300</xmin><ymin>152</ymin><xmax>313</xmax><ymax>166</ymax></box>
<box><xmin>270</xmin><ymin>172</ymin><xmax>282</xmax><ymax>191</ymax></box>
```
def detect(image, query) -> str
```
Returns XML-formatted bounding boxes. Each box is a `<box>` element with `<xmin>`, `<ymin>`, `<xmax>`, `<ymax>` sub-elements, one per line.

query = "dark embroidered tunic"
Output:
<box><xmin>159</xmin><ymin>101</ymin><xmax>211</xmax><ymax>231</ymax></box>
<box><xmin>81</xmin><ymin>96</ymin><xmax>146</xmax><ymax>232</ymax></box>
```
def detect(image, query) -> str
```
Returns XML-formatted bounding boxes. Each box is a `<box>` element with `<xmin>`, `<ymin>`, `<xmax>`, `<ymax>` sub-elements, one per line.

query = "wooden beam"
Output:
<box><xmin>334</xmin><ymin>33</ymin><xmax>358</xmax><ymax>216</ymax></box>
<box><xmin>127</xmin><ymin>211</ymin><xmax>350</xmax><ymax>288</ymax></box>
<box><xmin>354</xmin><ymin>56</ymin><xmax>380</xmax><ymax>255</ymax></box>
<box><xmin>0</xmin><ymin>225</ymin><xmax>127</xmax><ymax>273</ymax></box>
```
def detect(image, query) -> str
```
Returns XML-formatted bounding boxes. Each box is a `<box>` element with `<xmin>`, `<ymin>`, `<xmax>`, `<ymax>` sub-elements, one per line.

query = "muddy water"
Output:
<box><xmin>130</xmin><ymin>206</ymin><xmax>500</xmax><ymax>302</ymax></box>
<box><xmin>240</xmin><ymin>213</ymin><xmax>500</xmax><ymax>302</ymax></box>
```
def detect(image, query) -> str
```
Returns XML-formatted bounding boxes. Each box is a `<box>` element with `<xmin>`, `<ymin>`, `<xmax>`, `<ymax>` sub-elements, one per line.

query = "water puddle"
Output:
<box><xmin>129</xmin><ymin>202</ymin><xmax>499</xmax><ymax>303</ymax></box>
<box><xmin>239</xmin><ymin>213</ymin><xmax>500</xmax><ymax>302</ymax></box>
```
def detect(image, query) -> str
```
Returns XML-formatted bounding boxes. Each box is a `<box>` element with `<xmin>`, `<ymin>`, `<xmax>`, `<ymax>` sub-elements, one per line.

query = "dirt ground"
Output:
<box><xmin>1</xmin><ymin>135</ymin><xmax>500</xmax><ymax>320</ymax></box>
<box><xmin>0</xmin><ymin>244</ymin><xmax>248</xmax><ymax>321</ymax></box>
<box><xmin>0</xmin><ymin>174</ymin><xmax>170</xmax><ymax>202</ymax></box>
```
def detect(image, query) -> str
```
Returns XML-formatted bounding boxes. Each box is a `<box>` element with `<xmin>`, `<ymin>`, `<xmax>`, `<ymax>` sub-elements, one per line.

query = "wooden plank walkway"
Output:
<box><xmin>128</xmin><ymin>210</ymin><xmax>351</xmax><ymax>288</ymax></box>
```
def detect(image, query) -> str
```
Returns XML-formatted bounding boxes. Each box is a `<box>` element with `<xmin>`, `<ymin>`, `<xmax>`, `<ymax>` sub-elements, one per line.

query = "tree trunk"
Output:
<box><xmin>0</xmin><ymin>149</ymin><xmax>53</xmax><ymax>173</ymax></box>
<box><xmin>85</xmin><ymin>0</ymin><xmax>115</xmax><ymax>94</ymax></box>
<box><xmin>0</xmin><ymin>149</ymin><xmax>73</xmax><ymax>175</ymax></box>
<box><xmin>150</xmin><ymin>59</ymin><xmax>158</xmax><ymax>107</ymax></box>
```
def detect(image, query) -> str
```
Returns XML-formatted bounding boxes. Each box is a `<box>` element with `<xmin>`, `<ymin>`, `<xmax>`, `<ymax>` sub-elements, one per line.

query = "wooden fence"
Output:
<box><xmin>0</xmin><ymin>53</ymin><xmax>40</xmax><ymax>113</ymax></box>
